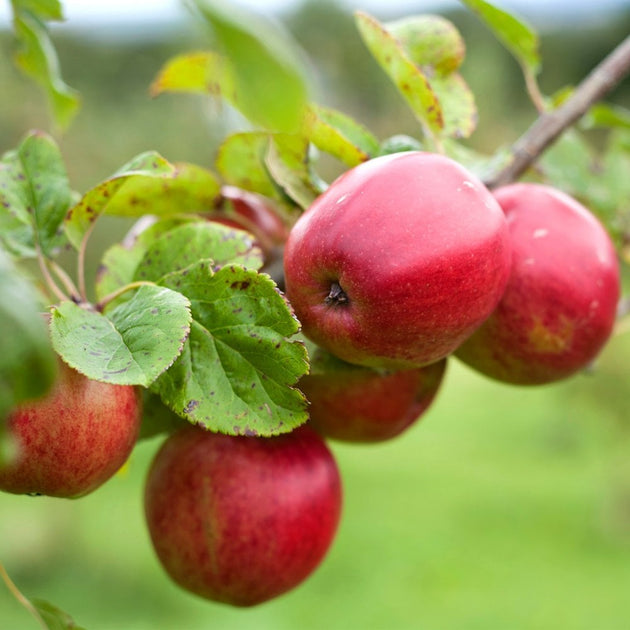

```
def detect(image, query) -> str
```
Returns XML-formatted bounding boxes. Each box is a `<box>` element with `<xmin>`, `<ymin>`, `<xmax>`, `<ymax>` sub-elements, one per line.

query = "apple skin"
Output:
<box><xmin>300</xmin><ymin>346</ymin><xmax>447</xmax><ymax>443</ymax></box>
<box><xmin>283</xmin><ymin>151</ymin><xmax>511</xmax><ymax>369</ymax></box>
<box><xmin>456</xmin><ymin>183</ymin><xmax>620</xmax><ymax>385</ymax></box>
<box><xmin>144</xmin><ymin>424</ymin><xmax>342</xmax><ymax>607</ymax></box>
<box><xmin>0</xmin><ymin>359</ymin><xmax>142</xmax><ymax>498</ymax></box>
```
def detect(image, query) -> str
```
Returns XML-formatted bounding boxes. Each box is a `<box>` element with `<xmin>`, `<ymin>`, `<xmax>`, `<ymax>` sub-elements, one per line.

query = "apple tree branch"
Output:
<box><xmin>484</xmin><ymin>34</ymin><xmax>630</xmax><ymax>189</ymax></box>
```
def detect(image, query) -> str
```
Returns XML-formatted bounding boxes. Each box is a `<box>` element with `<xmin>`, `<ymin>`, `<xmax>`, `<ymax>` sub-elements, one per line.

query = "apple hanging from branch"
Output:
<box><xmin>284</xmin><ymin>151</ymin><xmax>512</xmax><ymax>370</ymax></box>
<box><xmin>144</xmin><ymin>425</ymin><xmax>342</xmax><ymax>607</ymax></box>
<box><xmin>456</xmin><ymin>183</ymin><xmax>620</xmax><ymax>384</ymax></box>
<box><xmin>0</xmin><ymin>358</ymin><xmax>142</xmax><ymax>498</ymax></box>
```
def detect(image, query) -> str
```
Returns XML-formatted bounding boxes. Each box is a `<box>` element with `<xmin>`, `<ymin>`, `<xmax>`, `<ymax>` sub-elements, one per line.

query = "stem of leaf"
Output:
<box><xmin>524</xmin><ymin>67</ymin><xmax>546</xmax><ymax>114</ymax></box>
<box><xmin>96</xmin><ymin>280</ymin><xmax>156</xmax><ymax>312</ymax></box>
<box><xmin>0</xmin><ymin>561</ymin><xmax>48</xmax><ymax>630</ymax></box>
<box><xmin>77</xmin><ymin>221</ymin><xmax>97</xmax><ymax>303</ymax></box>
<box><xmin>49</xmin><ymin>260</ymin><xmax>81</xmax><ymax>302</ymax></box>
<box><xmin>485</xmin><ymin>34</ymin><xmax>630</xmax><ymax>188</ymax></box>
<box><xmin>36</xmin><ymin>244</ymin><xmax>69</xmax><ymax>304</ymax></box>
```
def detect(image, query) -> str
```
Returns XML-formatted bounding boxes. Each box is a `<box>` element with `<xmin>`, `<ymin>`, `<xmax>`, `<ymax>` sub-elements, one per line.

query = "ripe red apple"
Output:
<box><xmin>144</xmin><ymin>425</ymin><xmax>342</xmax><ymax>607</ymax></box>
<box><xmin>456</xmin><ymin>183</ymin><xmax>620</xmax><ymax>384</ymax></box>
<box><xmin>283</xmin><ymin>151</ymin><xmax>511</xmax><ymax>369</ymax></box>
<box><xmin>300</xmin><ymin>346</ymin><xmax>447</xmax><ymax>442</ymax></box>
<box><xmin>0</xmin><ymin>358</ymin><xmax>142</xmax><ymax>498</ymax></box>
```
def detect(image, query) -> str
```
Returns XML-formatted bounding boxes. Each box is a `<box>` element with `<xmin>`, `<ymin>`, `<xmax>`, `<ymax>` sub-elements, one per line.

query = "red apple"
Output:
<box><xmin>456</xmin><ymin>183</ymin><xmax>620</xmax><ymax>384</ymax></box>
<box><xmin>300</xmin><ymin>346</ymin><xmax>447</xmax><ymax>442</ymax></box>
<box><xmin>283</xmin><ymin>151</ymin><xmax>511</xmax><ymax>369</ymax></box>
<box><xmin>144</xmin><ymin>425</ymin><xmax>342</xmax><ymax>607</ymax></box>
<box><xmin>0</xmin><ymin>358</ymin><xmax>142</xmax><ymax>498</ymax></box>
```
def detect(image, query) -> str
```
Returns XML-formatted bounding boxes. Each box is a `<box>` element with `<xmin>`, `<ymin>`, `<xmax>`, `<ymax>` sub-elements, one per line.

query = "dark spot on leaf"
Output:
<box><xmin>151</xmin><ymin>308</ymin><xmax>159</xmax><ymax>315</ymax></box>
<box><xmin>244</xmin><ymin>428</ymin><xmax>258</xmax><ymax>437</ymax></box>
<box><xmin>230</xmin><ymin>280</ymin><xmax>250</xmax><ymax>291</ymax></box>
<box><xmin>183</xmin><ymin>399</ymin><xmax>199</xmax><ymax>414</ymax></box>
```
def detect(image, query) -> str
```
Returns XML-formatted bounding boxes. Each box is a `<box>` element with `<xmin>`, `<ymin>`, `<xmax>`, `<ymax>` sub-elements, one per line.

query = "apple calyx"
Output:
<box><xmin>325</xmin><ymin>282</ymin><xmax>349</xmax><ymax>306</ymax></box>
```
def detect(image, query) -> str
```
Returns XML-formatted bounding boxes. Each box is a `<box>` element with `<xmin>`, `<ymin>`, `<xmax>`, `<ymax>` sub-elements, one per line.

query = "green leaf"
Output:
<box><xmin>387</xmin><ymin>14</ymin><xmax>466</xmax><ymax>75</ymax></box>
<box><xmin>588</xmin><ymin>130</ymin><xmax>630</xmax><ymax>237</ymax></box>
<box><xmin>378</xmin><ymin>134</ymin><xmax>424</xmax><ymax>156</ymax></box>
<box><xmin>134</xmin><ymin>221</ymin><xmax>264</xmax><ymax>282</ymax></box>
<box><xmin>32</xmin><ymin>598</ymin><xmax>86</xmax><ymax>630</ymax></box>
<box><xmin>11</xmin><ymin>10</ymin><xmax>80</xmax><ymax>131</ymax></box>
<box><xmin>0</xmin><ymin>130</ymin><xmax>72</xmax><ymax>258</ymax></box>
<box><xmin>265</xmin><ymin>134</ymin><xmax>323</xmax><ymax>210</ymax></box>
<box><xmin>459</xmin><ymin>0</ymin><xmax>540</xmax><ymax>75</ymax></box>
<box><xmin>385</xmin><ymin>14</ymin><xmax>477</xmax><ymax>139</ymax></box>
<box><xmin>150</xmin><ymin>51</ymin><xmax>237</xmax><ymax>100</ymax></box>
<box><xmin>50</xmin><ymin>285</ymin><xmax>192</xmax><ymax>386</ymax></box>
<box><xmin>355</xmin><ymin>11</ymin><xmax>443</xmax><ymax>137</ymax></box>
<box><xmin>13</xmin><ymin>0</ymin><xmax>64</xmax><ymax>20</ymax></box>
<box><xmin>304</xmin><ymin>104</ymin><xmax>379</xmax><ymax>166</ymax></box>
<box><xmin>95</xmin><ymin>216</ymin><xmax>199</xmax><ymax>302</ymax></box>
<box><xmin>583</xmin><ymin>103</ymin><xmax>630</xmax><ymax>131</ymax></box>
<box><xmin>538</xmin><ymin>129</ymin><xmax>596</xmax><ymax>200</ymax></box>
<box><xmin>429</xmin><ymin>73</ymin><xmax>477</xmax><ymax>139</ymax></box>
<box><xmin>215</xmin><ymin>132</ymin><xmax>278</xmax><ymax>198</ymax></box>
<box><xmin>154</xmin><ymin>261</ymin><xmax>308</xmax><ymax>436</ymax></box>
<box><xmin>64</xmin><ymin>152</ymin><xmax>175</xmax><ymax>250</ymax></box>
<box><xmin>189</xmin><ymin>0</ymin><xmax>309</xmax><ymax>132</ymax></box>
<box><xmin>98</xmin><ymin>162</ymin><xmax>222</xmax><ymax>218</ymax></box>
<box><xmin>0</xmin><ymin>248</ymin><xmax>57</xmax><ymax>421</ymax></box>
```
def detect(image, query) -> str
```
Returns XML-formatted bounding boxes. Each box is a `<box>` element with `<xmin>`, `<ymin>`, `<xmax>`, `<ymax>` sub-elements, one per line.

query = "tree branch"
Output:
<box><xmin>485</xmin><ymin>34</ymin><xmax>630</xmax><ymax>189</ymax></box>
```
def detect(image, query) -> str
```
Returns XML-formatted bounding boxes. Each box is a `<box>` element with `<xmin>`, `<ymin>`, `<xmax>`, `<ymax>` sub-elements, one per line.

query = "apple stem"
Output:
<box><xmin>325</xmin><ymin>282</ymin><xmax>349</xmax><ymax>306</ymax></box>
<box><xmin>485</xmin><ymin>34</ymin><xmax>630</xmax><ymax>188</ymax></box>
<box><xmin>0</xmin><ymin>561</ymin><xmax>48</xmax><ymax>630</ymax></box>
<box><xmin>96</xmin><ymin>280</ymin><xmax>157</xmax><ymax>312</ymax></box>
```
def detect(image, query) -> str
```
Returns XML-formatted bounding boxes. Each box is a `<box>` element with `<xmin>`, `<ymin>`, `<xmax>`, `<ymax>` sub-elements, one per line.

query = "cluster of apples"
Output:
<box><xmin>144</xmin><ymin>150</ymin><xmax>621</xmax><ymax>607</ymax></box>
<box><xmin>0</xmin><ymin>150</ymin><xmax>620</xmax><ymax>608</ymax></box>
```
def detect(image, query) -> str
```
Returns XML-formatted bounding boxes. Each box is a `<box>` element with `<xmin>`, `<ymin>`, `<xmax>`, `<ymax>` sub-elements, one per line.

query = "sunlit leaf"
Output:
<box><xmin>303</xmin><ymin>104</ymin><xmax>379</xmax><ymax>166</ymax></box>
<box><xmin>430</xmin><ymin>73</ymin><xmax>477</xmax><ymax>139</ymax></box>
<box><xmin>265</xmin><ymin>134</ymin><xmax>323</xmax><ymax>209</ymax></box>
<box><xmin>150</xmin><ymin>50</ymin><xmax>237</xmax><ymax>101</ymax></box>
<box><xmin>215</xmin><ymin>132</ymin><xmax>278</xmax><ymax>198</ymax></box>
<box><xmin>101</xmin><ymin>162</ymin><xmax>222</xmax><ymax>218</ymax></box>
<box><xmin>459</xmin><ymin>0</ymin><xmax>540</xmax><ymax>74</ymax></box>
<box><xmin>189</xmin><ymin>0</ymin><xmax>309</xmax><ymax>132</ymax></box>
<box><xmin>64</xmin><ymin>152</ymin><xmax>175</xmax><ymax>250</ymax></box>
<box><xmin>355</xmin><ymin>11</ymin><xmax>443</xmax><ymax>136</ymax></box>
<box><xmin>11</xmin><ymin>10</ymin><xmax>80</xmax><ymax>131</ymax></box>
<box><xmin>387</xmin><ymin>14</ymin><xmax>466</xmax><ymax>74</ymax></box>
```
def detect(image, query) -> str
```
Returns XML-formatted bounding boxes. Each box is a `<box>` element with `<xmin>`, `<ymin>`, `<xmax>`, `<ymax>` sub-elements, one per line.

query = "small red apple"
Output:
<box><xmin>283</xmin><ymin>151</ymin><xmax>511</xmax><ymax>369</ymax></box>
<box><xmin>0</xmin><ymin>358</ymin><xmax>142</xmax><ymax>498</ymax></box>
<box><xmin>300</xmin><ymin>347</ymin><xmax>447</xmax><ymax>443</ymax></box>
<box><xmin>456</xmin><ymin>183</ymin><xmax>620</xmax><ymax>384</ymax></box>
<box><xmin>144</xmin><ymin>425</ymin><xmax>342</xmax><ymax>607</ymax></box>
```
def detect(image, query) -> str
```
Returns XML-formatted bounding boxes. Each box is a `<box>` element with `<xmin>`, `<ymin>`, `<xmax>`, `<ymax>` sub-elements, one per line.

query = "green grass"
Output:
<box><xmin>2</xmin><ymin>343</ymin><xmax>630</xmax><ymax>630</ymax></box>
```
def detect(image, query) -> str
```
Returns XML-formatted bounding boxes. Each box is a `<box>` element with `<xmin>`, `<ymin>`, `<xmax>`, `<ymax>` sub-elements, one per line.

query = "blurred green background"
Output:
<box><xmin>2</xmin><ymin>1</ymin><xmax>630</xmax><ymax>628</ymax></box>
